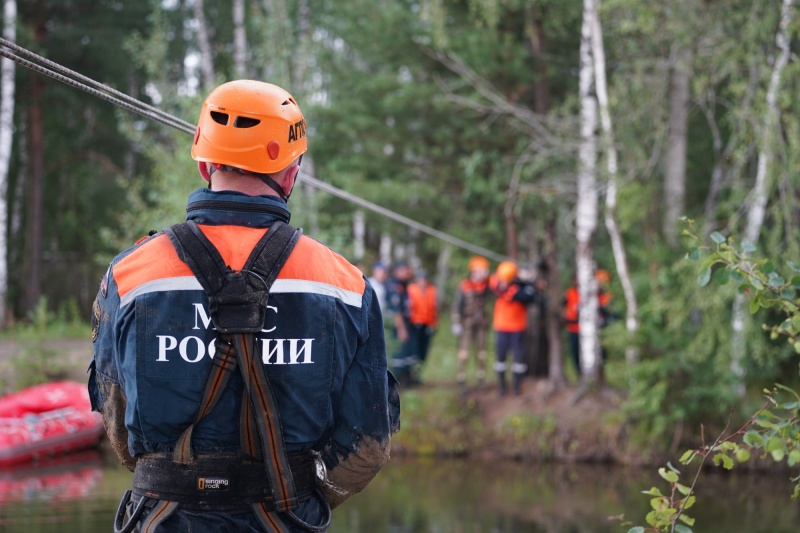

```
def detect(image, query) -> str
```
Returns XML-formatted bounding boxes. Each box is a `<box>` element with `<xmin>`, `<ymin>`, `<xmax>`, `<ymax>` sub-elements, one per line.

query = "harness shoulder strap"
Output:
<box><xmin>158</xmin><ymin>220</ymin><xmax>311</xmax><ymax>525</ymax></box>
<box><xmin>164</xmin><ymin>220</ymin><xmax>301</xmax><ymax>333</ymax></box>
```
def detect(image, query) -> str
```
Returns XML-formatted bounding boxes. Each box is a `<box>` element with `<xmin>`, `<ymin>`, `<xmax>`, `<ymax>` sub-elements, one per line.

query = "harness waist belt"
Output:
<box><xmin>132</xmin><ymin>453</ymin><xmax>318</xmax><ymax>511</ymax></box>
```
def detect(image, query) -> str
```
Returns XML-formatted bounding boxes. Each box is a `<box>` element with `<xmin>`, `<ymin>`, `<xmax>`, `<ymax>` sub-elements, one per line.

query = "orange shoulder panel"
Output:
<box><xmin>113</xmin><ymin>226</ymin><xmax>365</xmax><ymax>300</ymax></box>
<box><xmin>113</xmin><ymin>234</ymin><xmax>191</xmax><ymax>299</ymax></box>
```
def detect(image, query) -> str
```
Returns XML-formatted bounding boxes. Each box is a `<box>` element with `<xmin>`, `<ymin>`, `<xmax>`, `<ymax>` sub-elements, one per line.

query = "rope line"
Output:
<box><xmin>0</xmin><ymin>38</ymin><xmax>508</xmax><ymax>262</ymax></box>
<box><xmin>0</xmin><ymin>38</ymin><xmax>195</xmax><ymax>134</ymax></box>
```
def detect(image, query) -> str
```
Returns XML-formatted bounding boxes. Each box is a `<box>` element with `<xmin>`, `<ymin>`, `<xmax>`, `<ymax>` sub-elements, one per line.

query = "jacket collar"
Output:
<box><xmin>185</xmin><ymin>188</ymin><xmax>292</xmax><ymax>227</ymax></box>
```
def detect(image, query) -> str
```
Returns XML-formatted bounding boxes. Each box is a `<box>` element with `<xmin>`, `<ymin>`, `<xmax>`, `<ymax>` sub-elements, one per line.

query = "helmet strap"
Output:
<box><xmin>207</xmin><ymin>163</ymin><xmax>295</xmax><ymax>202</ymax></box>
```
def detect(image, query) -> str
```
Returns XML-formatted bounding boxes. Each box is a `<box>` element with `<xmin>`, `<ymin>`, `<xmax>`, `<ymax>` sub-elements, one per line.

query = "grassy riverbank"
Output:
<box><xmin>0</xmin><ymin>316</ymin><xmax>679</xmax><ymax>466</ymax></box>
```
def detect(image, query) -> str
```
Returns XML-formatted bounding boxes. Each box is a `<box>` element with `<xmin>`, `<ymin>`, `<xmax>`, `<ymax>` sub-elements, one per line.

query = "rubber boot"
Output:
<box><xmin>513</xmin><ymin>373</ymin><xmax>522</xmax><ymax>396</ymax></box>
<box><xmin>497</xmin><ymin>372</ymin><xmax>507</xmax><ymax>396</ymax></box>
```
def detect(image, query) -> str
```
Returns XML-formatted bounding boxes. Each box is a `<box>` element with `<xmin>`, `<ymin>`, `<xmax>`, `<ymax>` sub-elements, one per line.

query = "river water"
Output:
<box><xmin>0</xmin><ymin>451</ymin><xmax>796</xmax><ymax>532</ymax></box>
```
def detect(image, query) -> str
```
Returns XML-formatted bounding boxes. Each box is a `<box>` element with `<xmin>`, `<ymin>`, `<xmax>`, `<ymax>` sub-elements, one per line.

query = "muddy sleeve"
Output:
<box><xmin>321</xmin><ymin>283</ymin><xmax>400</xmax><ymax>509</ymax></box>
<box><xmin>88</xmin><ymin>266</ymin><xmax>137</xmax><ymax>472</ymax></box>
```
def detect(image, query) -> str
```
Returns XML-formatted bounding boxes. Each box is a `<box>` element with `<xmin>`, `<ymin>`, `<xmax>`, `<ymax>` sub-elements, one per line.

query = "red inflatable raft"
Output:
<box><xmin>0</xmin><ymin>381</ymin><xmax>105</xmax><ymax>467</ymax></box>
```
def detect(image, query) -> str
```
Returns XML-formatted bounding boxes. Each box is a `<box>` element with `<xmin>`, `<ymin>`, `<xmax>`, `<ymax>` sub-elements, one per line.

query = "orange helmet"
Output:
<box><xmin>496</xmin><ymin>261</ymin><xmax>518</xmax><ymax>283</ymax></box>
<box><xmin>468</xmin><ymin>256</ymin><xmax>489</xmax><ymax>272</ymax></box>
<box><xmin>595</xmin><ymin>269</ymin><xmax>612</xmax><ymax>285</ymax></box>
<box><xmin>192</xmin><ymin>80</ymin><xmax>307</xmax><ymax>175</ymax></box>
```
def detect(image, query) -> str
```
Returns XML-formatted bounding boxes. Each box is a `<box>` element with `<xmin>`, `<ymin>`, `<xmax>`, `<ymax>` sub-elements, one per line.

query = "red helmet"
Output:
<box><xmin>192</xmin><ymin>80</ymin><xmax>307</xmax><ymax>175</ymax></box>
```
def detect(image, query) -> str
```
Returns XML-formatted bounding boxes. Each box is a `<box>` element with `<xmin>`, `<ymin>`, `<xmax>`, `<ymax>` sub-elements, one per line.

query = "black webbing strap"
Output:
<box><xmin>165</xmin><ymin>220</ymin><xmax>301</xmax><ymax>333</ymax></box>
<box><xmin>151</xmin><ymin>221</ymin><xmax>303</xmax><ymax>528</ymax></box>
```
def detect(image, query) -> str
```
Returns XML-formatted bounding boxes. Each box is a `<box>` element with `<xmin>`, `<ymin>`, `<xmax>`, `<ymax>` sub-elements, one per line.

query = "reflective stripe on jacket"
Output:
<box><xmin>88</xmin><ymin>188</ymin><xmax>400</xmax><ymax>515</ymax></box>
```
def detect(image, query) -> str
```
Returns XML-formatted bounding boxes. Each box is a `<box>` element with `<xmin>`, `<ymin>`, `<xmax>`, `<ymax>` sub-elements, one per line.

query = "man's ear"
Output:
<box><xmin>283</xmin><ymin>164</ymin><xmax>300</xmax><ymax>197</ymax></box>
<box><xmin>198</xmin><ymin>161</ymin><xmax>212</xmax><ymax>183</ymax></box>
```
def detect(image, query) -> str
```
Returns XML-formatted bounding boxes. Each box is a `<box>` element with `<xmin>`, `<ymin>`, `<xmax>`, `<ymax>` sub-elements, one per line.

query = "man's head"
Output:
<box><xmin>467</xmin><ymin>256</ymin><xmax>489</xmax><ymax>282</ymax></box>
<box><xmin>392</xmin><ymin>262</ymin><xmax>413</xmax><ymax>283</ymax></box>
<box><xmin>191</xmin><ymin>80</ymin><xmax>307</xmax><ymax>200</ymax></box>
<box><xmin>371</xmin><ymin>261</ymin><xmax>388</xmax><ymax>283</ymax></box>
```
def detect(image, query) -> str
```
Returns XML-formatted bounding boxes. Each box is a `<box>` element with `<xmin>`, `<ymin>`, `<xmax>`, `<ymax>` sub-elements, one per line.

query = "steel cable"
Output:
<box><xmin>0</xmin><ymin>38</ymin><xmax>195</xmax><ymax>134</ymax></box>
<box><xmin>0</xmin><ymin>38</ymin><xmax>508</xmax><ymax>261</ymax></box>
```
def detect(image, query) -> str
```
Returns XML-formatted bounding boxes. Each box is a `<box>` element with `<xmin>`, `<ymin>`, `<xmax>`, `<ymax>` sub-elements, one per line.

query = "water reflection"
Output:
<box><xmin>0</xmin><ymin>449</ymin><xmax>130</xmax><ymax>533</ymax></box>
<box><xmin>331</xmin><ymin>457</ymin><xmax>799</xmax><ymax>533</ymax></box>
<box><xmin>0</xmin><ymin>452</ymin><xmax>795</xmax><ymax>532</ymax></box>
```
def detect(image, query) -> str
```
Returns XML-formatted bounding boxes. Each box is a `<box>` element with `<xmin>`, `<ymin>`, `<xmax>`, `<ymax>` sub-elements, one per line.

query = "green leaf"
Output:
<box><xmin>768</xmin><ymin>273</ymin><xmax>785</xmax><ymax>287</ymax></box>
<box><xmin>741</xmin><ymin>241</ymin><xmax>757</xmax><ymax>253</ymax></box>
<box><xmin>666</xmin><ymin>461</ymin><xmax>681</xmax><ymax>474</ymax></box>
<box><xmin>749</xmin><ymin>298</ymin><xmax>760</xmax><ymax>315</ymax></box>
<box><xmin>687</xmin><ymin>247</ymin><xmax>700</xmax><ymax>261</ymax></box>
<box><xmin>751</xmin><ymin>277</ymin><xmax>764</xmax><ymax>290</ymax></box>
<box><xmin>642</xmin><ymin>487</ymin><xmax>664</xmax><ymax>497</ymax></box>
<box><xmin>781</xmin><ymin>288</ymin><xmax>796</xmax><ymax>300</ymax></box>
<box><xmin>788</xmin><ymin>450</ymin><xmax>800</xmax><ymax>467</ymax></box>
<box><xmin>743</xmin><ymin>431</ymin><xmax>765</xmax><ymax>447</ymax></box>
<box><xmin>787</xmin><ymin>261</ymin><xmax>800</xmax><ymax>272</ymax></box>
<box><xmin>679</xmin><ymin>450</ymin><xmax>697</xmax><ymax>464</ymax></box>
<box><xmin>681</xmin><ymin>495</ymin><xmax>696</xmax><ymax>511</ymax></box>
<box><xmin>735</xmin><ymin>448</ymin><xmax>751</xmax><ymax>463</ymax></box>
<box><xmin>792</xmin><ymin>276</ymin><xmax>800</xmax><ymax>289</ymax></box>
<box><xmin>712</xmin><ymin>453</ymin><xmax>734</xmax><ymax>470</ymax></box>
<box><xmin>658</xmin><ymin>467</ymin><xmax>679</xmax><ymax>483</ymax></box>
<box><xmin>675</xmin><ymin>482</ymin><xmax>692</xmax><ymax>495</ymax></box>
<box><xmin>730</xmin><ymin>271</ymin><xmax>745</xmax><ymax>283</ymax></box>
<box><xmin>771</xmin><ymin>448</ymin><xmax>786</xmax><ymax>462</ymax></box>
<box><xmin>710</xmin><ymin>231</ymin><xmax>726</xmax><ymax>244</ymax></box>
<box><xmin>675</xmin><ymin>524</ymin><xmax>694</xmax><ymax>533</ymax></box>
<box><xmin>713</xmin><ymin>267</ymin><xmax>730</xmax><ymax>285</ymax></box>
<box><xmin>766</xmin><ymin>436</ymin><xmax>784</xmax><ymax>453</ymax></box>
<box><xmin>626</xmin><ymin>528</ymin><xmax>645</xmax><ymax>533</ymax></box>
<box><xmin>698</xmin><ymin>267</ymin><xmax>712</xmax><ymax>287</ymax></box>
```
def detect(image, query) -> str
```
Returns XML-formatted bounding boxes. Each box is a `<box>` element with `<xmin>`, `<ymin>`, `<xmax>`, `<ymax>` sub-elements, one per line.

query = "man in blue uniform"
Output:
<box><xmin>89</xmin><ymin>80</ymin><xmax>400</xmax><ymax>532</ymax></box>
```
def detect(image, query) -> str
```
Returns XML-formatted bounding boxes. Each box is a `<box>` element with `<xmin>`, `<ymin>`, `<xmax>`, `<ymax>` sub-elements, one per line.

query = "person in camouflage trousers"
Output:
<box><xmin>451</xmin><ymin>256</ymin><xmax>491</xmax><ymax>393</ymax></box>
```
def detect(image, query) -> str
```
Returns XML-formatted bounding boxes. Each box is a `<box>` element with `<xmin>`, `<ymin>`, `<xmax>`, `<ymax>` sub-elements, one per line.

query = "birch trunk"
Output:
<box><xmin>233</xmin><ymin>0</ymin><xmax>247</xmax><ymax>77</ymax></box>
<box><xmin>194</xmin><ymin>0</ymin><xmax>216</xmax><ymax>91</ymax></box>
<box><xmin>0</xmin><ymin>0</ymin><xmax>16</xmax><ymax>327</ymax></box>
<box><xmin>590</xmin><ymin>1</ymin><xmax>638</xmax><ymax>364</ymax></box>
<box><xmin>730</xmin><ymin>0</ymin><xmax>794</xmax><ymax>392</ymax></box>
<box><xmin>353</xmin><ymin>210</ymin><xmax>365</xmax><ymax>262</ymax></box>
<box><xmin>663</xmin><ymin>47</ymin><xmax>692</xmax><ymax>246</ymax></box>
<box><xmin>576</xmin><ymin>0</ymin><xmax>600</xmax><ymax>382</ymax></box>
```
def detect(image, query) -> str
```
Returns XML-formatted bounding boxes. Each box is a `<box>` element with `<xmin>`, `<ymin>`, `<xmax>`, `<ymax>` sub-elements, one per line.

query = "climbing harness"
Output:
<box><xmin>113</xmin><ymin>220</ymin><xmax>330</xmax><ymax>532</ymax></box>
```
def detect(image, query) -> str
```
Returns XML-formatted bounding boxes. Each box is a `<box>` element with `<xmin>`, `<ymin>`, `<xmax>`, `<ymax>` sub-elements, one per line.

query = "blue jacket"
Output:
<box><xmin>89</xmin><ymin>189</ymin><xmax>400</xmax><ymax>527</ymax></box>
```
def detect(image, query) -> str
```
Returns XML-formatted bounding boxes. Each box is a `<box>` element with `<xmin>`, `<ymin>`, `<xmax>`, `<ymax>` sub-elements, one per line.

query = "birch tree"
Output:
<box><xmin>194</xmin><ymin>0</ymin><xmax>216</xmax><ymax>91</ymax></box>
<box><xmin>0</xmin><ymin>0</ymin><xmax>16</xmax><ymax>328</ymax></box>
<box><xmin>730</xmin><ymin>0</ymin><xmax>794</xmax><ymax>392</ymax></box>
<box><xmin>233</xmin><ymin>0</ymin><xmax>247</xmax><ymax>77</ymax></box>
<box><xmin>576</xmin><ymin>0</ymin><xmax>601</xmax><ymax>382</ymax></box>
<box><xmin>662</xmin><ymin>47</ymin><xmax>692</xmax><ymax>247</ymax></box>
<box><xmin>590</xmin><ymin>1</ymin><xmax>638</xmax><ymax>364</ymax></box>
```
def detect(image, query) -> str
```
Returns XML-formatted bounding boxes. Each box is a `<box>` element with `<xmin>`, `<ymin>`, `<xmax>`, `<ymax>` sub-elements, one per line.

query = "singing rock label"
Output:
<box><xmin>197</xmin><ymin>477</ymin><xmax>229</xmax><ymax>491</ymax></box>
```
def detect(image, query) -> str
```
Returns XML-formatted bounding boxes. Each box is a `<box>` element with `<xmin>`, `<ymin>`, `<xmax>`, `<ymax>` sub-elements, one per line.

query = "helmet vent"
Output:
<box><xmin>234</xmin><ymin>116</ymin><xmax>261</xmax><ymax>128</ymax></box>
<box><xmin>210</xmin><ymin>111</ymin><xmax>229</xmax><ymax>125</ymax></box>
<box><xmin>283</xmin><ymin>98</ymin><xmax>296</xmax><ymax>106</ymax></box>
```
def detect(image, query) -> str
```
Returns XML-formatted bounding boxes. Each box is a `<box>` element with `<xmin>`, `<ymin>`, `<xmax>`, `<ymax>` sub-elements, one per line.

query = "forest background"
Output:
<box><xmin>0</xmin><ymin>0</ymin><xmax>799</xmax><ymax>458</ymax></box>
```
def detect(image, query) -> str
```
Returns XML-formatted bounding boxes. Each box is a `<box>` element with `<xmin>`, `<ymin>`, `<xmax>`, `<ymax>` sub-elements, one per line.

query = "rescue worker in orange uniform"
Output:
<box><xmin>491</xmin><ymin>261</ymin><xmax>537</xmax><ymax>396</ymax></box>
<box><xmin>563</xmin><ymin>269</ymin><xmax>614</xmax><ymax>377</ymax></box>
<box><xmin>563</xmin><ymin>275</ymin><xmax>581</xmax><ymax>376</ymax></box>
<box><xmin>90</xmin><ymin>80</ymin><xmax>399</xmax><ymax>532</ymax></box>
<box><xmin>451</xmin><ymin>255</ymin><xmax>491</xmax><ymax>392</ymax></box>
<box><xmin>407</xmin><ymin>269</ymin><xmax>438</xmax><ymax>378</ymax></box>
